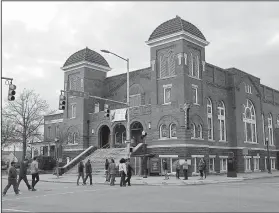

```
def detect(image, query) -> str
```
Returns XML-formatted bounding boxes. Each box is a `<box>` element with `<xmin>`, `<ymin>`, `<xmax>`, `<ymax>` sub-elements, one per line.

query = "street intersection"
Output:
<box><xmin>2</xmin><ymin>177</ymin><xmax>279</xmax><ymax>212</ymax></box>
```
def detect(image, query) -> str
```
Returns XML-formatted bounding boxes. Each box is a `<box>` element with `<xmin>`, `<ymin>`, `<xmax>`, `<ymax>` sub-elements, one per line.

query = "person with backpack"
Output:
<box><xmin>119</xmin><ymin>158</ymin><xmax>127</xmax><ymax>187</ymax></box>
<box><xmin>175</xmin><ymin>160</ymin><xmax>181</xmax><ymax>179</ymax></box>
<box><xmin>162</xmin><ymin>159</ymin><xmax>169</xmax><ymax>180</ymax></box>
<box><xmin>77</xmin><ymin>161</ymin><xmax>85</xmax><ymax>185</ymax></box>
<box><xmin>182</xmin><ymin>159</ymin><xmax>189</xmax><ymax>180</ymax></box>
<box><xmin>18</xmin><ymin>158</ymin><xmax>32</xmax><ymax>191</ymax></box>
<box><xmin>105</xmin><ymin>159</ymin><xmax>110</xmax><ymax>182</ymax></box>
<box><xmin>3</xmin><ymin>161</ymin><xmax>20</xmax><ymax>196</ymax></box>
<box><xmin>84</xmin><ymin>159</ymin><xmax>93</xmax><ymax>185</ymax></box>
<box><xmin>125</xmin><ymin>158</ymin><xmax>134</xmax><ymax>186</ymax></box>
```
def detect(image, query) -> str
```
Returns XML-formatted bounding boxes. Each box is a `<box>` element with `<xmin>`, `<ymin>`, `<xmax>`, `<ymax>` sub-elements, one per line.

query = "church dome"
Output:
<box><xmin>148</xmin><ymin>15</ymin><xmax>206</xmax><ymax>41</ymax></box>
<box><xmin>63</xmin><ymin>47</ymin><xmax>110</xmax><ymax>68</ymax></box>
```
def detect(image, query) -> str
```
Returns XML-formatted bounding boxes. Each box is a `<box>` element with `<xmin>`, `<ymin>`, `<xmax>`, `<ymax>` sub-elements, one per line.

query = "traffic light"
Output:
<box><xmin>59</xmin><ymin>94</ymin><xmax>66</xmax><ymax>110</ymax></box>
<box><xmin>8</xmin><ymin>84</ymin><xmax>16</xmax><ymax>101</ymax></box>
<box><xmin>104</xmin><ymin>108</ymin><xmax>110</xmax><ymax>118</ymax></box>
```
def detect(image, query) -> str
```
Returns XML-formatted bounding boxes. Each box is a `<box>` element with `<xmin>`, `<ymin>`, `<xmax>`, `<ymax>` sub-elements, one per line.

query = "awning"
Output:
<box><xmin>110</xmin><ymin>108</ymin><xmax>127</xmax><ymax>122</ymax></box>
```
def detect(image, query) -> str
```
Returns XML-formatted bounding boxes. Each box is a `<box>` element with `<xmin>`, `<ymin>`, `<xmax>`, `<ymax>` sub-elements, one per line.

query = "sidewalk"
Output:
<box><xmin>3</xmin><ymin>171</ymin><xmax>279</xmax><ymax>186</ymax></box>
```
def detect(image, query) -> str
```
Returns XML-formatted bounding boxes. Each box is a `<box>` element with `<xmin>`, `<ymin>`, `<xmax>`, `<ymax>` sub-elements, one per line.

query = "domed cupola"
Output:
<box><xmin>146</xmin><ymin>15</ymin><xmax>209</xmax><ymax>47</ymax></box>
<box><xmin>61</xmin><ymin>47</ymin><xmax>111</xmax><ymax>72</ymax></box>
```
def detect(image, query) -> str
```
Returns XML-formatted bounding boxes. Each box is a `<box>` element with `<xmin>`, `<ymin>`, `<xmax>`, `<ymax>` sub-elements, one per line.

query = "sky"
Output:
<box><xmin>2</xmin><ymin>1</ymin><xmax>279</xmax><ymax>113</ymax></box>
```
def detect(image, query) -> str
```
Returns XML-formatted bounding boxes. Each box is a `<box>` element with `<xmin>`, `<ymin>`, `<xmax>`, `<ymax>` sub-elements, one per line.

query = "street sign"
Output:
<box><xmin>68</xmin><ymin>90</ymin><xmax>89</xmax><ymax>99</ymax></box>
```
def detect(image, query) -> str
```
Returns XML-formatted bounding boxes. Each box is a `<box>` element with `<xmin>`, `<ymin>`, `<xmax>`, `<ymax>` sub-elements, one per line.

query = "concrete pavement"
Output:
<box><xmin>2</xmin><ymin>177</ymin><xmax>279</xmax><ymax>212</ymax></box>
<box><xmin>2</xmin><ymin>170</ymin><xmax>279</xmax><ymax>186</ymax></box>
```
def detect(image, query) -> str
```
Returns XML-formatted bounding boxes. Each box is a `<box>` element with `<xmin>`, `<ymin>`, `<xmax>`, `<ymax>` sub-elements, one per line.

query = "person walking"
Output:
<box><xmin>18</xmin><ymin>158</ymin><xmax>32</xmax><ymax>191</ymax></box>
<box><xmin>198</xmin><ymin>158</ymin><xmax>205</xmax><ymax>180</ymax></box>
<box><xmin>109</xmin><ymin>159</ymin><xmax>116</xmax><ymax>186</ymax></box>
<box><xmin>175</xmin><ymin>160</ymin><xmax>181</xmax><ymax>179</ymax></box>
<box><xmin>182</xmin><ymin>159</ymin><xmax>188</xmax><ymax>180</ymax></box>
<box><xmin>84</xmin><ymin>159</ymin><xmax>93</xmax><ymax>185</ymax></box>
<box><xmin>125</xmin><ymin>158</ymin><xmax>134</xmax><ymax>186</ymax></box>
<box><xmin>203</xmin><ymin>159</ymin><xmax>207</xmax><ymax>179</ymax></box>
<box><xmin>105</xmin><ymin>159</ymin><xmax>110</xmax><ymax>182</ymax></box>
<box><xmin>77</xmin><ymin>161</ymin><xmax>85</xmax><ymax>186</ymax></box>
<box><xmin>162</xmin><ymin>159</ymin><xmax>169</xmax><ymax>180</ymax></box>
<box><xmin>30</xmin><ymin>157</ymin><xmax>39</xmax><ymax>191</ymax></box>
<box><xmin>3</xmin><ymin>162</ymin><xmax>20</xmax><ymax>196</ymax></box>
<box><xmin>119</xmin><ymin>158</ymin><xmax>127</xmax><ymax>187</ymax></box>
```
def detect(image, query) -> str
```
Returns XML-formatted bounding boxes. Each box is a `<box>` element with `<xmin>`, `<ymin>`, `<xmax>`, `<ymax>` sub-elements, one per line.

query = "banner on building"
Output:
<box><xmin>110</xmin><ymin>108</ymin><xmax>127</xmax><ymax>122</ymax></box>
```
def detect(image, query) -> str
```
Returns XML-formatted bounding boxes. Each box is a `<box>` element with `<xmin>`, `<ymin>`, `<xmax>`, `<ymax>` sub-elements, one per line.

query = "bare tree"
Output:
<box><xmin>1</xmin><ymin>116</ymin><xmax>18</xmax><ymax>150</ymax></box>
<box><xmin>2</xmin><ymin>89</ymin><xmax>55</xmax><ymax>161</ymax></box>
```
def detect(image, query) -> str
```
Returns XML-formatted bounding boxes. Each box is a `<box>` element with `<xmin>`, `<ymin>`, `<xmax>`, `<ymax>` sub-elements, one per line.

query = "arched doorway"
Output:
<box><xmin>99</xmin><ymin>125</ymin><xmax>110</xmax><ymax>148</ymax></box>
<box><xmin>130</xmin><ymin>121</ymin><xmax>143</xmax><ymax>147</ymax></box>
<box><xmin>114</xmin><ymin>124</ymin><xmax>126</xmax><ymax>146</ymax></box>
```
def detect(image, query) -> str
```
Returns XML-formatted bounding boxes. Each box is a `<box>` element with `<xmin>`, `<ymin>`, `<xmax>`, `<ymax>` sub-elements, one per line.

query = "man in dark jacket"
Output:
<box><xmin>18</xmin><ymin>159</ymin><xmax>32</xmax><ymax>190</ymax></box>
<box><xmin>84</xmin><ymin>159</ymin><xmax>93</xmax><ymax>185</ymax></box>
<box><xmin>3</xmin><ymin>162</ymin><xmax>20</xmax><ymax>196</ymax></box>
<box><xmin>77</xmin><ymin>161</ymin><xmax>85</xmax><ymax>186</ymax></box>
<box><xmin>125</xmin><ymin>158</ymin><xmax>134</xmax><ymax>186</ymax></box>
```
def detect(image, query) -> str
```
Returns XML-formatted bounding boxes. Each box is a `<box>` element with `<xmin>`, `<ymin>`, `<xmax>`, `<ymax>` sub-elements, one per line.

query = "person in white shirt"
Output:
<box><xmin>30</xmin><ymin>157</ymin><xmax>39</xmax><ymax>191</ymax></box>
<box><xmin>118</xmin><ymin>158</ymin><xmax>127</xmax><ymax>187</ymax></box>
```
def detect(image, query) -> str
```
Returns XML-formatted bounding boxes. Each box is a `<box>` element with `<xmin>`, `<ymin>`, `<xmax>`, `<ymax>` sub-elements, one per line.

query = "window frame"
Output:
<box><xmin>192</xmin><ymin>84</ymin><xmax>198</xmax><ymax>105</ymax></box>
<box><xmin>71</xmin><ymin>103</ymin><xmax>77</xmax><ymax>119</ymax></box>
<box><xmin>160</xmin><ymin>124</ymin><xmax>168</xmax><ymax>139</ymax></box>
<box><xmin>209</xmin><ymin>157</ymin><xmax>215</xmax><ymax>173</ymax></box>
<box><xmin>220</xmin><ymin>157</ymin><xmax>228</xmax><ymax>172</ymax></box>
<box><xmin>191</xmin><ymin>123</ymin><xmax>196</xmax><ymax>139</ymax></box>
<box><xmin>217</xmin><ymin>101</ymin><xmax>226</xmax><ymax>142</ymax></box>
<box><xmin>267</xmin><ymin>114</ymin><xmax>274</xmax><ymax>146</ymax></box>
<box><xmin>130</xmin><ymin>94</ymin><xmax>142</xmax><ymax>108</ymax></box>
<box><xmin>94</xmin><ymin>102</ymin><xmax>100</xmax><ymax>113</ymax></box>
<box><xmin>253</xmin><ymin>157</ymin><xmax>260</xmax><ymax>171</ymax></box>
<box><xmin>243</xmin><ymin>100</ymin><xmax>257</xmax><ymax>143</ymax></box>
<box><xmin>244</xmin><ymin>156</ymin><xmax>252</xmax><ymax>172</ymax></box>
<box><xmin>169</xmin><ymin>123</ymin><xmax>177</xmax><ymax>139</ymax></box>
<box><xmin>163</xmin><ymin>84</ymin><xmax>172</xmax><ymax>105</ymax></box>
<box><xmin>207</xmin><ymin>98</ymin><xmax>214</xmax><ymax>140</ymax></box>
<box><xmin>72</xmin><ymin>133</ymin><xmax>78</xmax><ymax>144</ymax></box>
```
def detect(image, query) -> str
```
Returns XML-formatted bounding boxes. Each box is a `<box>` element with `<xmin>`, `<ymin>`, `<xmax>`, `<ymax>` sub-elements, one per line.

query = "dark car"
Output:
<box><xmin>36</xmin><ymin>155</ymin><xmax>57</xmax><ymax>171</ymax></box>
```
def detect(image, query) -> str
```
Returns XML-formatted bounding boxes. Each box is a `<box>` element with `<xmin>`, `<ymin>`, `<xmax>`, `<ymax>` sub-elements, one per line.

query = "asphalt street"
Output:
<box><xmin>2</xmin><ymin>177</ymin><xmax>279</xmax><ymax>212</ymax></box>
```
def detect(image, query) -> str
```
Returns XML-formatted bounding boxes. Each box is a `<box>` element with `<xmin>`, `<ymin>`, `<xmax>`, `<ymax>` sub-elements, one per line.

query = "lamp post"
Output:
<box><xmin>101</xmin><ymin>50</ymin><xmax>130</xmax><ymax>158</ymax></box>
<box><xmin>54</xmin><ymin>138</ymin><xmax>60</xmax><ymax>177</ymax></box>
<box><xmin>265</xmin><ymin>137</ymin><xmax>272</xmax><ymax>174</ymax></box>
<box><xmin>142</xmin><ymin>131</ymin><xmax>148</xmax><ymax>178</ymax></box>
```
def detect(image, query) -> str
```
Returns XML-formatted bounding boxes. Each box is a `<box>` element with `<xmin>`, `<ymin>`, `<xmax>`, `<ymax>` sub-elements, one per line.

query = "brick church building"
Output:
<box><xmin>40</xmin><ymin>15</ymin><xmax>279</xmax><ymax>175</ymax></box>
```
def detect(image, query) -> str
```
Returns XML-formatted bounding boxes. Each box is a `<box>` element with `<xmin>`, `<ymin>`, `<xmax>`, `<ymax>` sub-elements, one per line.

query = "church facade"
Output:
<box><xmin>42</xmin><ymin>16</ymin><xmax>279</xmax><ymax>175</ymax></box>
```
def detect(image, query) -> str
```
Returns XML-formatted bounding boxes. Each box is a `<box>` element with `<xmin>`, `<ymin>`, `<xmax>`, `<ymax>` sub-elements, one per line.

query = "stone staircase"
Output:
<box><xmin>65</xmin><ymin>148</ymin><xmax>127</xmax><ymax>175</ymax></box>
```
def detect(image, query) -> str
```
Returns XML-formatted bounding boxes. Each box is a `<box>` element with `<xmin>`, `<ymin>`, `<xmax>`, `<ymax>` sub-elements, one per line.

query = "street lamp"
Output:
<box><xmin>101</xmin><ymin>49</ymin><xmax>130</xmax><ymax>158</ymax></box>
<box><xmin>142</xmin><ymin>131</ymin><xmax>148</xmax><ymax>178</ymax></box>
<box><xmin>265</xmin><ymin>137</ymin><xmax>272</xmax><ymax>174</ymax></box>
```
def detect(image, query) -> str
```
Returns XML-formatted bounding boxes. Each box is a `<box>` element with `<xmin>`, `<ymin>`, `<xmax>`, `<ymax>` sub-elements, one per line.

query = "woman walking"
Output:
<box><xmin>119</xmin><ymin>158</ymin><xmax>127</xmax><ymax>187</ymax></box>
<box><xmin>198</xmin><ymin>158</ymin><xmax>205</xmax><ymax>180</ymax></box>
<box><xmin>105</xmin><ymin>159</ymin><xmax>110</xmax><ymax>182</ymax></box>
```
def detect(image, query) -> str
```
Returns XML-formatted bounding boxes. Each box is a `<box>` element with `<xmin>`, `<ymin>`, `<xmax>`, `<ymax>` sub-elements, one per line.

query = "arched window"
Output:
<box><xmin>170</xmin><ymin>123</ymin><xmax>177</xmax><ymax>139</ymax></box>
<box><xmin>197</xmin><ymin>125</ymin><xmax>203</xmax><ymax>139</ymax></box>
<box><xmin>194</xmin><ymin>55</ymin><xmax>200</xmax><ymax>78</ymax></box>
<box><xmin>190</xmin><ymin>53</ymin><xmax>194</xmax><ymax>76</ymax></box>
<box><xmin>160</xmin><ymin>124</ymin><xmax>168</xmax><ymax>139</ymax></box>
<box><xmin>268</xmin><ymin>114</ymin><xmax>274</xmax><ymax>145</ymax></box>
<box><xmin>243</xmin><ymin>100</ymin><xmax>257</xmax><ymax>143</ymax></box>
<box><xmin>160</xmin><ymin>50</ymin><xmax>175</xmax><ymax>78</ymax></box>
<box><xmin>217</xmin><ymin>101</ymin><xmax>226</xmax><ymax>141</ymax></box>
<box><xmin>115</xmin><ymin>132</ymin><xmax>120</xmax><ymax>144</ymax></box>
<box><xmin>262</xmin><ymin>114</ymin><xmax>266</xmax><ymax>145</ymax></box>
<box><xmin>191</xmin><ymin>123</ymin><xmax>196</xmax><ymax>138</ymax></box>
<box><xmin>207</xmin><ymin>98</ymin><xmax>213</xmax><ymax>140</ymax></box>
<box><xmin>73</xmin><ymin>133</ymin><xmax>77</xmax><ymax>144</ymax></box>
<box><xmin>67</xmin><ymin>133</ymin><xmax>72</xmax><ymax>144</ymax></box>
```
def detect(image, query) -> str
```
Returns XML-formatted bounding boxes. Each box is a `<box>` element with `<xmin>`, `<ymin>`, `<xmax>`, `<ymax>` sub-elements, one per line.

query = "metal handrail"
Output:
<box><xmin>101</xmin><ymin>143</ymin><xmax>110</xmax><ymax>149</ymax></box>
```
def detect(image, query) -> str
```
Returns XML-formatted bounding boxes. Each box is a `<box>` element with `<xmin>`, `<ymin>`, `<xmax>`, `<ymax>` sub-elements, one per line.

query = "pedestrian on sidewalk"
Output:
<box><xmin>203</xmin><ymin>159</ymin><xmax>207</xmax><ymax>179</ymax></box>
<box><xmin>84</xmin><ymin>159</ymin><xmax>93</xmax><ymax>185</ymax></box>
<box><xmin>18</xmin><ymin>158</ymin><xmax>32</xmax><ymax>191</ymax></box>
<box><xmin>119</xmin><ymin>158</ymin><xmax>127</xmax><ymax>187</ymax></box>
<box><xmin>30</xmin><ymin>157</ymin><xmax>40</xmax><ymax>191</ymax></box>
<box><xmin>198</xmin><ymin>158</ymin><xmax>205</xmax><ymax>180</ymax></box>
<box><xmin>109</xmin><ymin>159</ymin><xmax>116</xmax><ymax>186</ymax></box>
<box><xmin>175</xmin><ymin>160</ymin><xmax>181</xmax><ymax>179</ymax></box>
<box><xmin>182</xmin><ymin>159</ymin><xmax>188</xmax><ymax>180</ymax></box>
<box><xmin>163</xmin><ymin>159</ymin><xmax>169</xmax><ymax>180</ymax></box>
<box><xmin>125</xmin><ymin>158</ymin><xmax>134</xmax><ymax>186</ymax></box>
<box><xmin>3</xmin><ymin>162</ymin><xmax>20</xmax><ymax>196</ymax></box>
<box><xmin>105</xmin><ymin>159</ymin><xmax>110</xmax><ymax>182</ymax></box>
<box><xmin>77</xmin><ymin>161</ymin><xmax>85</xmax><ymax>186</ymax></box>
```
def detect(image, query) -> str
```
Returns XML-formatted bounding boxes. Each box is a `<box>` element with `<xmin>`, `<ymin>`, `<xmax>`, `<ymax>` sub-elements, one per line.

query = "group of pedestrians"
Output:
<box><xmin>76</xmin><ymin>158</ymin><xmax>134</xmax><ymax>187</ymax></box>
<box><xmin>163</xmin><ymin>157</ymin><xmax>207</xmax><ymax>180</ymax></box>
<box><xmin>3</xmin><ymin>157</ymin><xmax>40</xmax><ymax>196</ymax></box>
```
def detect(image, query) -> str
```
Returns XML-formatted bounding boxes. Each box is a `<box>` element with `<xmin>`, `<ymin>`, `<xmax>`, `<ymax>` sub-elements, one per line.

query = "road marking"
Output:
<box><xmin>2</xmin><ymin>187</ymin><xmax>118</xmax><ymax>202</ymax></box>
<box><xmin>2</xmin><ymin>209</ymin><xmax>31</xmax><ymax>212</ymax></box>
